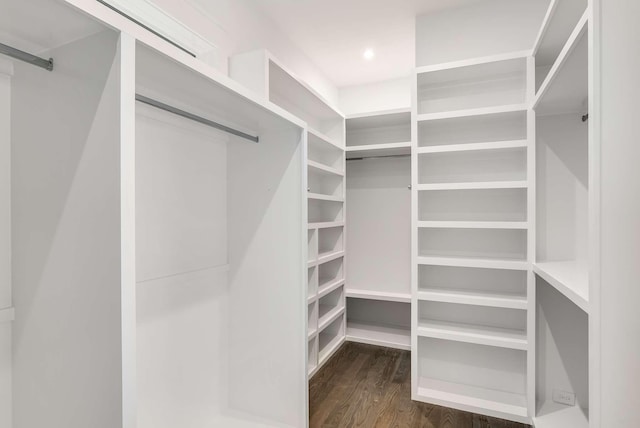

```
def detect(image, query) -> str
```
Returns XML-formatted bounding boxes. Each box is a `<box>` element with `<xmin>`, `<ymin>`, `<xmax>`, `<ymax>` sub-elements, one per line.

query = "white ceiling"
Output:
<box><xmin>251</xmin><ymin>0</ymin><xmax>485</xmax><ymax>88</ymax></box>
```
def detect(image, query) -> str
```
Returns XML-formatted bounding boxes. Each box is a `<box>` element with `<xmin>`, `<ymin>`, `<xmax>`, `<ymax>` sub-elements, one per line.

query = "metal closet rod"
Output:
<box><xmin>136</xmin><ymin>94</ymin><xmax>259</xmax><ymax>143</ymax></box>
<box><xmin>95</xmin><ymin>0</ymin><xmax>195</xmax><ymax>58</ymax></box>
<box><xmin>0</xmin><ymin>43</ymin><xmax>53</xmax><ymax>71</ymax></box>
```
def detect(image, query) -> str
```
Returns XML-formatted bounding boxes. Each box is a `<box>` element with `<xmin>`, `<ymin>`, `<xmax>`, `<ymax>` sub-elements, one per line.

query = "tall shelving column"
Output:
<box><xmin>230</xmin><ymin>50</ymin><xmax>347</xmax><ymax>378</ymax></box>
<box><xmin>411</xmin><ymin>52</ymin><xmax>533</xmax><ymax>424</ymax></box>
<box><xmin>531</xmin><ymin>0</ymin><xmax>591</xmax><ymax>427</ymax></box>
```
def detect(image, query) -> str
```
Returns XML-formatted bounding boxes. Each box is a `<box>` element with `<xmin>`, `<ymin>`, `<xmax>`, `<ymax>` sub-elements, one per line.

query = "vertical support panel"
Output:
<box><xmin>0</xmin><ymin>57</ymin><xmax>13</xmax><ymax>428</ymax></box>
<box><xmin>410</xmin><ymin>69</ymin><xmax>419</xmax><ymax>399</ymax></box>
<box><xmin>12</xmin><ymin>30</ymin><xmax>125</xmax><ymax>428</ymax></box>
<box><xmin>119</xmin><ymin>32</ymin><xmax>137</xmax><ymax>428</ymax></box>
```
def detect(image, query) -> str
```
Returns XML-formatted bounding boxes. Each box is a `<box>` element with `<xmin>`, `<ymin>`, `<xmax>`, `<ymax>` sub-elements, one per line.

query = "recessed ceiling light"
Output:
<box><xmin>363</xmin><ymin>48</ymin><xmax>375</xmax><ymax>61</ymax></box>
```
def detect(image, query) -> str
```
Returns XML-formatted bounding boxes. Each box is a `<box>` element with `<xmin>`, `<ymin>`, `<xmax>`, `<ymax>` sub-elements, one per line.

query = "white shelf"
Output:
<box><xmin>418</xmin><ymin>221</ymin><xmax>529</xmax><ymax>230</ymax></box>
<box><xmin>416</xmin><ymin>181</ymin><xmax>528</xmax><ymax>191</ymax></box>
<box><xmin>0</xmin><ymin>307</ymin><xmax>15</xmax><ymax>323</ymax></box>
<box><xmin>307</xmin><ymin>192</ymin><xmax>344</xmax><ymax>202</ymax></box>
<box><xmin>534</xmin><ymin>12</ymin><xmax>589</xmax><ymax>114</ymax></box>
<box><xmin>534</xmin><ymin>261</ymin><xmax>589</xmax><ymax>313</ymax></box>
<box><xmin>417</xmin><ymin>140</ymin><xmax>528</xmax><ymax>154</ymax></box>
<box><xmin>317</xmin><ymin>278</ymin><xmax>345</xmax><ymax>299</ymax></box>
<box><xmin>416</xmin><ymin>50</ymin><xmax>531</xmax><ymax>75</ymax></box>
<box><xmin>318</xmin><ymin>334</ymin><xmax>345</xmax><ymax>365</ymax></box>
<box><xmin>318</xmin><ymin>305</ymin><xmax>345</xmax><ymax>331</ymax></box>
<box><xmin>416</xmin><ymin>377</ymin><xmax>528</xmax><ymax>424</ymax></box>
<box><xmin>418</xmin><ymin>256</ymin><xmax>529</xmax><ymax>271</ymax></box>
<box><xmin>346</xmin><ymin>321</ymin><xmax>411</xmax><ymax>351</ymax></box>
<box><xmin>308</xmin><ymin>221</ymin><xmax>344</xmax><ymax>230</ymax></box>
<box><xmin>417</xmin><ymin>319</ymin><xmax>528</xmax><ymax>350</ymax></box>
<box><xmin>417</xmin><ymin>104</ymin><xmax>528</xmax><ymax>122</ymax></box>
<box><xmin>418</xmin><ymin>289</ymin><xmax>527</xmax><ymax>310</ymax></box>
<box><xmin>534</xmin><ymin>401</ymin><xmax>589</xmax><ymax>428</ymax></box>
<box><xmin>317</xmin><ymin>250</ymin><xmax>344</xmax><ymax>265</ymax></box>
<box><xmin>345</xmin><ymin>289</ymin><xmax>411</xmax><ymax>303</ymax></box>
<box><xmin>308</xmin><ymin>160</ymin><xmax>344</xmax><ymax>177</ymax></box>
<box><xmin>308</xmin><ymin>127</ymin><xmax>343</xmax><ymax>151</ymax></box>
<box><xmin>308</xmin><ymin>327</ymin><xmax>317</xmax><ymax>339</ymax></box>
<box><xmin>345</xmin><ymin>142</ymin><xmax>411</xmax><ymax>159</ymax></box>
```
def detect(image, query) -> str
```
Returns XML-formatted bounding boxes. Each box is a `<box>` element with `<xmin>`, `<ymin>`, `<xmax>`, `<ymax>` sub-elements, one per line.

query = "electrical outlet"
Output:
<box><xmin>552</xmin><ymin>388</ymin><xmax>576</xmax><ymax>406</ymax></box>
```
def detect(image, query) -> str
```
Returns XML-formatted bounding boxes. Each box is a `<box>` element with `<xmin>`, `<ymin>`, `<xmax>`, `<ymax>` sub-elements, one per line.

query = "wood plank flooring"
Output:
<box><xmin>309</xmin><ymin>342</ymin><xmax>531</xmax><ymax>428</ymax></box>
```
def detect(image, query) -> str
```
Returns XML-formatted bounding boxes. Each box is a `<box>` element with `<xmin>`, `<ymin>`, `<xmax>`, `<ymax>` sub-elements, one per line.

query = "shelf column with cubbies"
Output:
<box><xmin>411</xmin><ymin>52</ymin><xmax>535</xmax><ymax>424</ymax></box>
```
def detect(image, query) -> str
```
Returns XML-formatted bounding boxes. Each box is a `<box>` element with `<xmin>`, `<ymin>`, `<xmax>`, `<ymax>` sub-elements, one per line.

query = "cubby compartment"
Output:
<box><xmin>317</xmin><ymin>226</ymin><xmax>344</xmax><ymax>259</ymax></box>
<box><xmin>318</xmin><ymin>256</ymin><xmax>344</xmax><ymax>295</ymax></box>
<box><xmin>346</xmin><ymin>299</ymin><xmax>410</xmax><ymax>350</ymax></box>
<box><xmin>318</xmin><ymin>286</ymin><xmax>345</xmax><ymax>329</ymax></box>
<box><xmin>418</xmin><ymin>188</ymin><xmax>527</xmax><ymax>222</ymax></box>
<box><xmin>416</xmin><ymin>337</ymin><xmax>528</xmax><ymax>422</ymax></box>
<box><xmin>418</xmin><ymin>228</ymin><xmax>527</xmax><ymax>261</ymax></box>
<box><xmin>308</xmin><ymin>170</ymin><xmax>344</xmax><ymax>198</ymax></box>
<box><xmin>308</xmin><ymin>198</ymin><xmax>344</xmax><ymax>223</ymax></box>
<box><xmin>534</xmin><ymin>0</ymin><xmax>589</xmax><ymax>93</ymax></box>
<box><xmin>308</xmin><ymin>266</ymin><xmax>318</xmax><ymax>300</ymax></box>
<box><xmin>417</xmin><ymin>301</ymin><xmax>527</xmax><ymax>350</ymax></box>
<box><xmin>418</xmin><ymin>147</ymin><xmax>527</xmax><ymax>184</ymax></box>
<box><xmin>308</xmin><ymin>132</ymin><xmax>344</xmax><ymax>171</ymax></box>
<box><xmin>417</xmin><ymin>56</ymin><xmax>527</xmax><ymax>115</ymax></box>
<box><xmin>318</xmin><ymin>315</ymin><xmax>345</xmax><ymax>364</ymax></box>
<box><xmin>418</xmin><ymin>265</ymin><xmax>527</xmax><ymax>309</ymax></box>
<box><xmin>535</xmin><ymin>277</ymin><xmax>589</xmax><ymax>427</ymax></box>
<box><xmin>345</xmin><ymin>110</ymin><xmax>411</xmax><ymax>158</ymax></box>
<box><xmin>418</xmin><ymin>110</ymin><xmax>527</xmax><ymax>147</ymax></box>
<box><xmin>308</xmin><ymin>301</ymin><xmax>318</xmax><ymax>337</ymax></box>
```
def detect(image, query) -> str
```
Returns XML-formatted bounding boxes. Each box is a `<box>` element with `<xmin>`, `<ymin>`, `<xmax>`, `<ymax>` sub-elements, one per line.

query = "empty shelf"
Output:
<box><xmin>346</xmin><ymin>321</ymin><xmax>411</xmax><ymax>350</ymax></box>
<box><xmin>308</xmin><ymin>127</ymin><xmax>343</xmax><ymax>151</ymax></box>
<box><xmin>317</xmin><ymin>278</ymin><xmax>345</xmax><ymax>299</ymax></box>
<box><xmin>418</xmin><ymin>221</ymin><xmax>529</xmax><ymax>230</ymax></box>
<box><xmin>317</xmin><ymin>250</ymin><xmax>344</xmax><ymax>265</ymax></box>
<box><xmin>307</xmin><ymin>192</ymin><xmax>344</xmax><ymax>202</ymax></box>
<box><xmin>308</xmin><ymin>221</ymin><xmax>345</xmax><ymax>230</ymax></box>
<box><xmin>318</xmin><ymin>305</ymin><xmax>345</xmax><ymax>331</ymax></box>
<box><xmin>415</xmin><ymin>50</ymin><xmax>530</xmax><ymax>75</ymax></box>
<box><xmin>346</xmin><ymin>142</ymin><xmax>412</xmax><ymax>159</ymax></box>
<box><xmin>318</xmin><ymin>333</ymin><xmax>345</xmax><ymax>365</ymax></box>
<box><xmin>417</xmin><ymin>140</ymin><xmax>528</xmax><ymax>154</ymax></box>
<box><xmin>418</xmin><ymin>289</ymin><xmax>527</xmax><ymax>310</ymax></box>
<box><xmin>417</xmin><ymin>319</ymin><xmax>527</xmax><ymax>350</ymax></box>
<box><xmin>308</xmin><ymin>160</ymin><xmax>344</xmax><ymax>177</ymax></box>
<box><xmin>534</xmin><ymin>261</ymin><xmax>589</xmax><ymax>313</ymax></box>
<box><xmin>416</xmin><ymin>377</ymin><xmax>528</xmax><ymax>424</ymax></box>
<box><xmin>417</xmin><ymin>104</ymin><xmax>528</xmax><ymax>122</ymax></box>
<box><xmin>345</xmin><ymin>289</ymin><xmax>411</xmax><ymax>303</ymax></box>
<box><xmin>416</xmin><ymin>181</ymin><xmax>528</xmax><ymax>191</ymax></box>
<box><xmin>534</xmin><ymin>401</ymin><xmax>589</xmax><ymax>428</ymax></box>
<box><xmin>418</xmin><ymin>256</ymin><xmax>529</xmax><ymax>271</ymax></box>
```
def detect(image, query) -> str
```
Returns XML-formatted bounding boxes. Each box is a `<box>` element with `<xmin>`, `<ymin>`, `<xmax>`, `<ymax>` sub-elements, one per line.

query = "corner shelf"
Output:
<box><xmin>417</xmin><ymin>319</ymin><xmax>528</xmax><ymax>350</ymax></box>
<box><xmin>415</xmin><ymin>50</ymin><xmax>530</xmax><ymax>75</ymax></box>
<box><xmin>418</xmin><ymin>289</ymin><xmax>527</xmax><ymax>310</ymax></box>
<box><xmin>346</xmin><ymin>321</ymin><xmax>411</xmax><ymax>351</ymax></box>
<box><xmin>416</xmin><ymin>377</ymin><xmax>528</xmax><ymax>424</ymax></box>
<box><xmin>533</xmin><ymin>261</ymin><xmax>589</xmax><ymax>313</ymax></box>
<box><xmin>345</xmin><ymin>289</ymin><xmax>411</xmax><ymax>303</ymax></box>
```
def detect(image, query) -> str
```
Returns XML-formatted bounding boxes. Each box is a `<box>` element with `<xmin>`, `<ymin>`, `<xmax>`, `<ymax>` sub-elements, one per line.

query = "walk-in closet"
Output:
<box><xmin>1</xmin><ymin>0</ymin><xmax>639</xmax><ymax>427</ymax></box>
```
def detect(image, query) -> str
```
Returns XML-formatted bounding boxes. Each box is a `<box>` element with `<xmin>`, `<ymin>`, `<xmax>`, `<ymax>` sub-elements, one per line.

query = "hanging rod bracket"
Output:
<box><xmin>136</xmin><ymin>94</ymin><xmax>259</xmax><ymax>143</ymax></box>
<box><xmin>0</xmin><ymin>43</ymin><xmax>53</xmax><ymax>71</ymax></box>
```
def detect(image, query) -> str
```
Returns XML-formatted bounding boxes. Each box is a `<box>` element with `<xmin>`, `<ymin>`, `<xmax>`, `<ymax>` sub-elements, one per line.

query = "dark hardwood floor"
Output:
<box><xmin>309</xmin><ymin>342</ymin><xmax>531</xmax><ymax>428</ymax></box>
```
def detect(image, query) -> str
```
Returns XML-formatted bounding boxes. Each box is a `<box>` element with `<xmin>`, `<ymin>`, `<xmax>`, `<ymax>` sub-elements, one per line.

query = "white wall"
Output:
<box><xmin>144</xmin><ymin>0</ymin><xmax>339</xmax><ymax>105</ymax></box>
<box><xmin>339</xmin><ymin>77</ymin><xmax>411</xmax><ymax>116</ymax></box>
<box><xmin>0</xmin><ymin>56</ymin><xmax>12</xmax><ymax>428</ymax></box>
<box><xmin>597</xmin><ymin>0</ymin><xmax>640</xmax><ymax>426</ymax></box>
<box><xmin>416</xmin><ymin>0</ymin><xmax>549</xmax><ymax>67</ymax></box>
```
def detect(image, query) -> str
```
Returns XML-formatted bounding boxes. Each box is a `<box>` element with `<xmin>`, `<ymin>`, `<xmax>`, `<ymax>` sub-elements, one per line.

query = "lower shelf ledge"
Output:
<box><xmin>346</xmin><ymin>321</ymin><xmax>410</xmax><ymax>350</ymax></box>
<box><xmin>0</xmin><ymin>307</ymin><xmax>15</xmax><ymax>323</ymax></box>
<box><xmin>533</xmin><ymin>402</ymin><xmax>589</xmax><ymax>428</ymax></box>
<box><xmin>416</xmin><ymin>319</ymin><xmax>528</xmax><ymax>350</ymax></box>
<box><xmin>416</xmin><ymin>377</ymin><xmax>529</xmax><ymax>424</ymax></box>
<box><xmin>345</xmin><ymin>288</ymin><xmax>411</xmax><ymax>303</ymax></box>
<box><xmin>318</xmin><ymin>334</ymin><xmax>346</xmax><ymax>366</ymax></box>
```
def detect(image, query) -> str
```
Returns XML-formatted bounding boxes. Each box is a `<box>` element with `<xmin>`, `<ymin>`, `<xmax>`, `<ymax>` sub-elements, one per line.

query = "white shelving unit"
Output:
<box><xmin>533</xmin><ymin>1</ymin><xmax>591</xmax><ymax>427</ymax></box>
<box><xmin>344</xmin><ymin>109</ymin><xmax>412</xmax><ymax>351</ymax></box>
<box><xmin>5</xmin><ymin>1</ymin><xmax>309</xmax><ymax>427</ymax></box>
<box><xmin>412</xmin><ymin>50</ymin><xmax>534</xmax><ymax>424</ymax></box>
<box><xmin>230</xmin><ymin>49</ymin><xmax>347</xmax><ymax>379</ymax></box>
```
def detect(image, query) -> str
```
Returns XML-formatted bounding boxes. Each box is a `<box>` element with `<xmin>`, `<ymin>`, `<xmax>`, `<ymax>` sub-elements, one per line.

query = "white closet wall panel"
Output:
<box><xmin>0</xmin><ymin>58</ymin><xmax>11</xmax><ymax>428</ymax></box>
<box><xmin>12</xmin><ymin>30</ymin><xmax>125</xmax><ymax>428</ymax></box>
<box><xmin>135</xmin><ymin>105</ymin><xmax>228</xmax><ymax>282</ymax></box>
<box><xmin>346</xmin><ymin>157</ymin><xmax>410</xmax><ymax>295</ymax></box>
<box><xmin>227</xmin><ymin>127</ymin><xmax>305</xmax><ymax>427</ymax></box>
